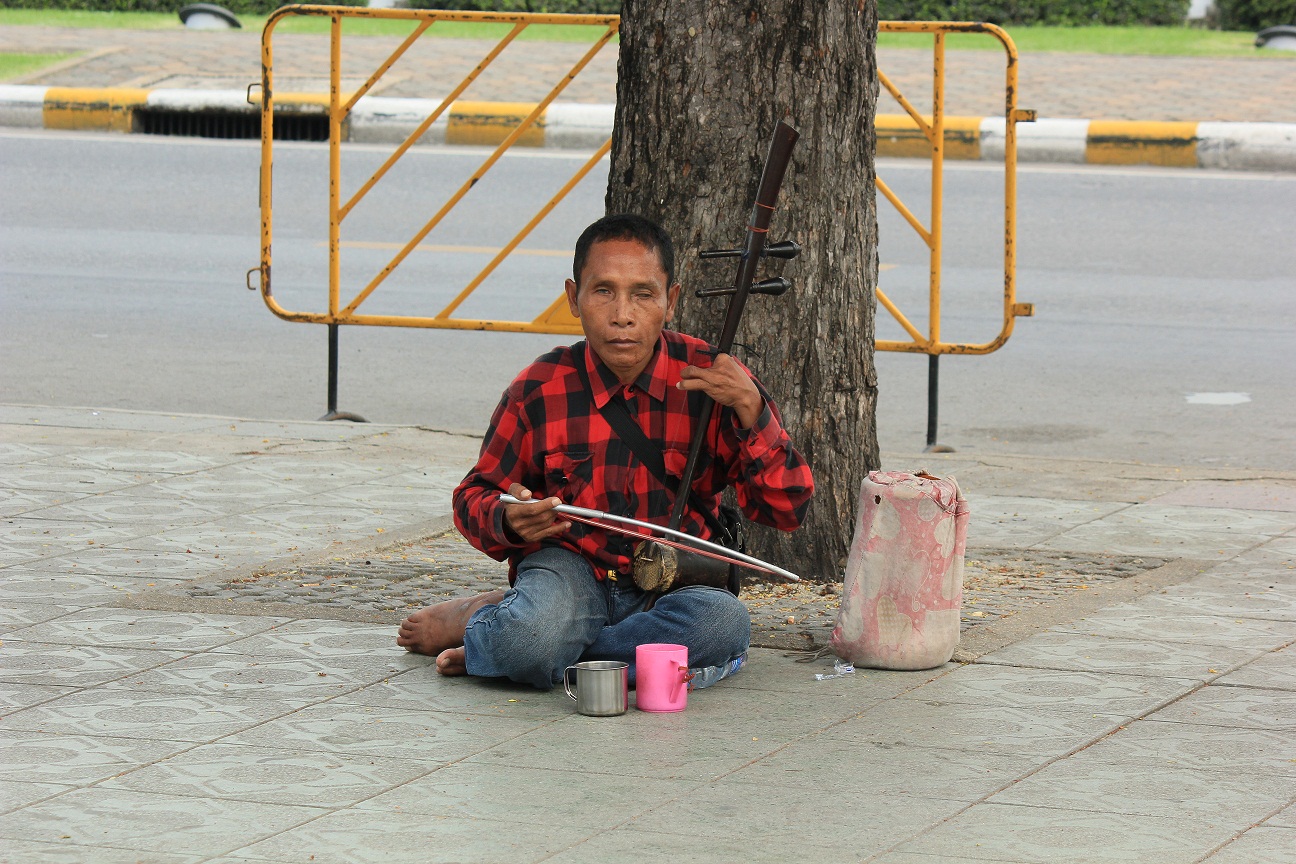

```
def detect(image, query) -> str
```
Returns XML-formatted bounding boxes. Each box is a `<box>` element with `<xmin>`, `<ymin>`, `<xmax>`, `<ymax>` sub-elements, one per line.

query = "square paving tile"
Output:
<box><xmin>10</xmin><ymin>547</ymin><xmax>230</xmax><ymax>579</ymax></box>
<box><xmin>0</xmin><ymin>780</ymin><xmax>75</xmax><ymax>814</ymax></box>
<box><xmin>1194</xmin><ymin>826</ymin><xmax>1296</xmax><ymax>863</ymax></box>
<box><xmin>0</xmin><ymin>601</ymin><xmax>81</xmax><ymax>634</ymax></box>
<box><xmin>2</xmin><ymin>689</ymin><xmax>308</xmax><ymax>742</ymax></box>
<box><xmin>101</xmin><ymin>652</ymin><xmax>403</xmax><ymax>700</ymax></box>
<box><xmin>0</xmin><ymin>838</ymin><xmax>205</xmax><ymax>863</ymax></box>
<box><xmin>103</xmin><ymin>742</ymin><xmax>439</xmax><ymax>807</ymax></box>
<box><xmin>895</xmin><ymin>663</ymin><xmax>1195</xmax><ymax>715</ymax></box>
<box><xmin>0</xmin><ymin>786</ymin><xmax>323</xmax><ymax>857</ymax></box>
<box><xmin>1266</xmin><ymin>802</ymin><xmax>1296</xmax><ymax>828</ymax></box>
<box><xmin>1147</xmin><ymin>480</ymin><xmax>1296</xmax><ymax>513</ymax></box>
<box><xmin>0</xmin><ymin>682</ymin><xmax>81</xmax><ymax>715</ymax></box>
<box><xmin>831</xmin><ymin>699</ymin><xmax>1129</xmax><ymax>759</ymax></box>
<box><xmin>1145</xmin><ymin>684</ymin><xmax>1296</xmax><ymax>730</ymax></box>
<box><xmin>543</xmin><ymin>827</ymin><xmax>860</xmax><ymax>864</ymax></box>
<box><xmin>628</xmin><ymin>779</ymin><xmax>970</xmax><ymax>855</ymax></box>
<box><xmin>218</xmin><ymin>702</ymin><xmax>550</xmax><ymax>762</ymax></box>
<box><xmin>216</xmin><ymin>619</ymin><xmax>402</xmax><ymax>658</ymax></box>
<box><xmin>226</xmin><ymin>807</ymin><xmax>571</xmax><ymax>864</ymax></box>
<box><xmin>7</xmin><ymin>608</ymin><xmax>280</xmax><ymax>652</ymax></box>
<box><xmin>1218</xmin><ymin>645</ymin><xmax>1296</xmax><ymax>692</ymax></box>
<box><xmin>724</xmin><ymin>735</ymin><xmax>1030</xmax><ymax>801</ymax></box>
<box><xmin>0</xmin><ymin>640</ymin><xmax>187</xmax><ymax>688</ymax></box>
<box><xmin>322</xmin><ymin>665</ymin><xmax>562</xmax><ymax>719</ymax></box>
<box><xmin>0</xmin><ymin>570</ymin><xmax>174</xmax><ymax>604</ymax></box>
<box><xmin>891</xmin><ymin>801</ymin><xmax>1237</xmax><ymax>863</ymax></box>
<box><xmin>1076</xmin><ymin>718</ymin><xmax>1296</xmax><ymax>777</ymax></box>
<box><xmin>1053</xmin><ymin>611</ymin><xmax>1296</xmax><ymax>651</ymax></box>
<box><xmin>0</xmin><ymin>731</ymin><xmax>191</xmax><ymax>785</ymax></box>
<box><xmin>976</xmin><ymin>630</ymin><xmax>1261</xmax><ymax>681</ymax></box>
<box><xmin>354</xmin><ymin>761</ymin><xmax>701</xmax><ymax>830</ymax></box>
<box><xmin>963</xmin><ymin>495</ymin><xmax>1129</xmax><ymax>548</ymax></box>
<box><xmin>988</xmin><ymin>757</ymin><xmax>1295</xmax><ymax>822</ymax></box>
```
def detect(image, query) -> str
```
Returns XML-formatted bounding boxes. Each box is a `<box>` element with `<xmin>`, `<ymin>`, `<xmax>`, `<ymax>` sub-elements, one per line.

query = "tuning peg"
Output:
<box><xmin>695</xmin><ymin>277</ymin><xmax>793</xmax><ymax>298</ymax></box>
<box><xmin>698</xmin><ymin>239</ymin><xmax>801</xmax><ymax>261</ymax></box>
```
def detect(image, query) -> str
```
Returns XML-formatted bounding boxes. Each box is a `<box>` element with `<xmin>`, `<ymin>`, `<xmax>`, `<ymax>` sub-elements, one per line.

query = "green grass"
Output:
<box><xmin>0</xmin><ymin>8</ymin><xmax>613</xmax><ymax>41</ymax></box>
<box><xmin>878</xmin><ymin>25</ymin><xmax>1277</xmax><ymax>57</ymax></box>
<box><xmin>0</xmin><ymin>10</ymin><xmax>1284</xmax><ymax>57</ymax></box>
<box><xmin>0</xmin><ymin>51</ymin><xmax>77</xmax><ymax>81</ymax></box>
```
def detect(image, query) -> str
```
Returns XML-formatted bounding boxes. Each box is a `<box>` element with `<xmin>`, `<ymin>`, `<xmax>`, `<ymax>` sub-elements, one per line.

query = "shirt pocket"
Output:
<box><xmin>543</xmin><ymin>450</ymin><xmax>595</xmax><ymax>508</ymax></box>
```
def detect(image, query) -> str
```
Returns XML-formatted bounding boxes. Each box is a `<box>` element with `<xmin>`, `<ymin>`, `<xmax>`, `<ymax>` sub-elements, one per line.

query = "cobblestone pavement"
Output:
<box><xmin>172</xmin><ymin>529</ymin><xmax>1167</xmax><ymax>652</ymax></box>
<box><xmin>4</xmin><ymin>25</ymin><xmax>1295</xmax><ymax>122</ymax></box>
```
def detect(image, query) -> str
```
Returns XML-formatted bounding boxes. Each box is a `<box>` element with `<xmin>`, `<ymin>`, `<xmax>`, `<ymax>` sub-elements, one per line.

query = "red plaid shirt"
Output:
<box><xmin>452</xmin><ymin>330</ymin><xmax>814</xmax><ymax>581</ymax></box>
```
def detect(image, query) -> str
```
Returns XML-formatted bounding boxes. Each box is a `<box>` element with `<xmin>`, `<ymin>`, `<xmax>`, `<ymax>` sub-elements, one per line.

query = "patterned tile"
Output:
<box><xmin>964</xmin><ymin>495</ymin><xmax>1129</xmax><ymax>548</ymax></box>
<box><xmin>891</xmin><ymin>801</ymin><xmax>1235</xmax><ymax>863</ymax></box>
<box><xmin>227</xmin><ymin>808</ymin><xmax>569</xmax><ymax>864</ymax></box>
<box><xmin>0</xmin><ymin>570</ymin><xmax>191</xmax><ymax>604</ymax></box>
<box><xmin>0</xmin><ymin>731</ymin><xmax>190</xmax><ymax>784</ymax></box>
<box><xmin>0</xmin><ymin>518</ymin><xmax>146</xmax><ymax>548</ymax></box>
<box><xmin>463</xmin><ymin>713</ymin><xmax>798</xmax><ymax>781</ymax></box>
<box><xmin>324</xmin><ymin>667</ymin><xmax>563</xmax><ymax>720</ymax></box>
<box><xmin>2</xmin><ymin>690</ymin><xmax>305</xmax><ymax>742</ymax></box>
<box><xmin>1053</xmin><ymin>611</ymin><xmax>1296</xmax><ymax>651</ymax></box>
<box><xmin>219</xmin><ymin>702</ymin><xmax>548</xmax><ymax>762</ymax></box>
<box><xmin>1038</xmin><ymin>504</ymin><xmax>1296</xmax><ymax>558</ymax></box>
<box><xmin>0</xmin><ymin>464</ymin><xmax>164</xmax><ymax>493</ymax></box>
<box><xmin>989</xmin><ymin>758</ymin><xmax>1296</xmax><ymax>821</ymax></box>
<box><xmin>628</xmin><ymin>780</ymin><xmax>969</xmax><ymax>853</ymax></box>
<box><xmin>726</xmin><ymin>736</ymin><xmax>1026</xmax><ymax>800</ymax></box>
<box><xmin>0</xmin><ymin>682</ymin><xmax>80</xmax><ymax>715</ymax></box>
<box><xmin>895</xmin><ymin>664</ymin><xmax>1196</xmax><ymax>715</ymax></box>
<box><xmin>542</xmin><ymin>826</ymin><xmax>864</xmax><ymax>864</ymax></box>
<box><xmin>0</xmin><ymin>489</ymin><xmax>90</xmax><ymax>518</ymax></box>
<box><xmin>0</xmin><ymin>780</ymin><xmax>75</xmax><ymax>815</ymax></box>
<box><xmin>831</xmin><ymin>700</ymin><xmax>1128</xmax><ymax>759</ymax></box>
<box><xmin>35</xmin><ymin>448</ymin><xmax>230</xmax><ymax>475</ymax></box>
<box><xmin>1147</xmin><ymin>684</ymin><xmax>1296</xmax><ymax>730</ymax></box>
<box><xmin>977</xmin><ymin>630</ymin><xmax>1261</xmax><ymax>681</ymax></box>
<box><xmin>0</xmin><ymin>838</ymin><xmax>204</xmax><ymax>863</ymax></box>
<box><xmin>1147</xmin><ymin>481</ymin><xmax>1296</xmax><ymax>513</ymax></box>
<box><xmin>0</xmin><ymin>641</ymin><xmax>187</xmax><ymax>688</ymax></box>
<box><xmin>353</xmin><ymin>761</ymin><xmax>698</xmax><ymax>828</ymax></box>
<box><xmin>101</xmin><ymin>653</ymin><xmax>401</xmax><ymax>700</ymax></box>
<box><xmin>104</xmin><ymin>742</ymin><xmax>437</xmax><ymax>807</ymax></box>
<box><xmin>216</xmin><ymin>620</ymin><xmax>406</xmax><ymax>659</ymax></box>
<box><xmin>1267</xmin><ymin>802</ymin><xmax>1296</xmax><ymax>828</ymax></box>
<box><xmin>0</xmin><ymin>601</ymin><xmax>81</xmax><ymax>635</ymax></box>
<box><xmin>0</xmin><ymin>787</ymin><xmax>322</xmax><ymax>856</ymax></box>
<box><xmin>1215</xmin><ymin>645</ymin><xmax>1296</xmax><ymax>692</ymax></box>
<box><xmin>29</xmin><ymin>547</ymin><xmax>231</xmax><ymax>578</ymax></box>
<box><xmin>7</xmin><ymin>609</ymin><xmax>279</xmax><ymax>652</ymax></box>
<box><xmin>1205</xmin><ymin>827</ymin><xmax>1296</xmax><ymax>864</ymax></box>
<box><xmin>21</xmin><ymin>495</ymin><xmax>228</xmax><ymax>527</ymax></box>
<box><xmin>1077</xmin><ymin>718</ymin><xmax>1296</xmax><ymax>777</ymax></box>
<box><xmin>0</xmin><ymin>442</ymin><xmax>57</xmax><ymax>465</ymax></box>
<box><xmin>1126</xmin><ymin>588</ymin><xmax>1296</xmax><ymax>623</ymax></box>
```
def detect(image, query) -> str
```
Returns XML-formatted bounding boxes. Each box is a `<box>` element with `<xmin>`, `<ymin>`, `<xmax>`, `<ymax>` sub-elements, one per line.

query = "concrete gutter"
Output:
<box><xmin>2</xmin><ymin>84</ymin><xmax>1294</xmax><ymax>172</ymax></box>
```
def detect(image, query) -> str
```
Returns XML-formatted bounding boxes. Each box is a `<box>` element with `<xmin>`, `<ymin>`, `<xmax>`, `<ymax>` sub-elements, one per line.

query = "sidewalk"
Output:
<box><xmin>2</xmin><ymin>24</ymin><xmax>1295</xmax><ymax>169</ymax></box>
<box><xmin>1</xmin><ymin>403</ymin><xmax>1293</xmax><ymax>863</ymax></box>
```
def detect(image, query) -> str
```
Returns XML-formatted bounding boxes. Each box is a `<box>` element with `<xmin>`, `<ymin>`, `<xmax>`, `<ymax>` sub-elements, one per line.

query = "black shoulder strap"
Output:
<box><xmin>574</xmin><ymin>343</ymin><xmax>732</xmax><ymax>543</ymax></box>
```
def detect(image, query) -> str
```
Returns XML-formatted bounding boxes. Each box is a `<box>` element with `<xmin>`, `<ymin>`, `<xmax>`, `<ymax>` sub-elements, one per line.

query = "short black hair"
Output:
<box><xmin>572</xmin><ymin>213</ymin><xmax>675</xmax><ymax>287</ymax></box>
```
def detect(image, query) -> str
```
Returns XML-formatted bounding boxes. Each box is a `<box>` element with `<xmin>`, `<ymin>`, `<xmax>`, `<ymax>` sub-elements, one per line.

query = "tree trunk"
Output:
<box><xmin>608</xmin><ymin>0</ymin><xmax>881</xmax><ymax>581</ymax></box>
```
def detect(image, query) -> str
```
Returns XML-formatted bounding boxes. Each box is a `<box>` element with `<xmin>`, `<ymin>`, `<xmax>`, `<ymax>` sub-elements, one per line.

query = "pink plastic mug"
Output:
<box><xmin>635</xmin><ymin>643</ymin><xmax>692</xmax><ymax>712</ymax></box>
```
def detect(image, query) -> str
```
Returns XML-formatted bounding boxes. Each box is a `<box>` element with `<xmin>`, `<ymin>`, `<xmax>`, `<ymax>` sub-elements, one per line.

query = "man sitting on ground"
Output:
<box><xmin>397</xmin><ymin>213</ymin><xmax>813</xmax><ymax>689</ymax></box>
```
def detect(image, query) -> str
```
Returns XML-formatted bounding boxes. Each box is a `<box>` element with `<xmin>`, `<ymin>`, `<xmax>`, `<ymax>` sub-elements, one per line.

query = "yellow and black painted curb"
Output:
<box><xmin>2</xmin><ymin>85</ymin><xmax>1293</xmax><ymax>172</ymax></box>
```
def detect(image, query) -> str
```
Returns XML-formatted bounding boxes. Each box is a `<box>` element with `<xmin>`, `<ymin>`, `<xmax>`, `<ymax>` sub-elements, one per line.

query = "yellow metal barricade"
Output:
<box><xmin>874</xmin><ymin>21</ymin><xmax>1035</xmax><ymax>357</ymax></box>
<box><xmin>250</xmin><ymin>5</ymin><xmax>617</xmax><ymax>336</ymax></box>
<box><xmin>248</xmin><ymin>10</ymin><xmax>1031</xmax><ymax>425</ymax></box>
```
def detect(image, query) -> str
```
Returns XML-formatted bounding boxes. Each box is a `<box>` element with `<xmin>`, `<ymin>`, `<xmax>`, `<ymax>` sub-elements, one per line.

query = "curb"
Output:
<box><xmin>3</xmin><ymin>85</ymin><xmax>1294</xmax><ymax>172</ymax></box>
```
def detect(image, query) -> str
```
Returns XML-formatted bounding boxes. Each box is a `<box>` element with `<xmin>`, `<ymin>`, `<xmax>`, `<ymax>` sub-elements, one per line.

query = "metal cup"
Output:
<box><xmin>563</xmin><ymin>660</ymin><xmax>629</xmax><ymax>716</ymax></box>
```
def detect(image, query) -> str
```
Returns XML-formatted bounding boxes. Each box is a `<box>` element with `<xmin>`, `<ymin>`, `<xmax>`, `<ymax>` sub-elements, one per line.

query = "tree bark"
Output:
<box><xmin>609</xmin><ymin>0</ymin><xmax>881</xmax><ymax>581</ymax></box>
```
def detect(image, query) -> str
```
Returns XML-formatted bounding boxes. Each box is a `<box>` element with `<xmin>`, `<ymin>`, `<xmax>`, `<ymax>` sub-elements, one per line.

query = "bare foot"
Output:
<box><xmin>436</xmin><ymin>647</ymin><xmax>467</xmax><ymax>676</ymax></box>
<box><xmin>396</xmin><ymin>589</ymin><xmax>505</xmax><ymax>656</ymax></box>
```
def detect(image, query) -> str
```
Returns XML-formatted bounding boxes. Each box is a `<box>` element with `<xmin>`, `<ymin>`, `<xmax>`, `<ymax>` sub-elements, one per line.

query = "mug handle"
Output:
<box><xmin>675</xmin><ymin>664</ymin><xmax>695</xmax><ymax>697</ymax></box>
<box><xmin>563</xmin><ymin>665</ymin><xmax>579</xmax><ymax>702</ymax></box>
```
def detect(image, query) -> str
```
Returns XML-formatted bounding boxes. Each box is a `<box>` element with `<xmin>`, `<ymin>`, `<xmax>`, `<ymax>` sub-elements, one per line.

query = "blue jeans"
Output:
<box><xmin>462</xmin><ymin>547</ymin><xmax>751</xmax><ymax>690</ymax></box>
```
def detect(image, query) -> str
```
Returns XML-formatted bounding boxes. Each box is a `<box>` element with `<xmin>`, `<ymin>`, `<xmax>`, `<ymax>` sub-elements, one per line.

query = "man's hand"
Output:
<box><xmin>502</xmin><ymin>483</ymin><xmax>569</xmax><ymax>543</ymax></box>
<box><xmin>677</xmin><ymin>353</ymin><xmax>764</xmax><ymax>429</ymax></box>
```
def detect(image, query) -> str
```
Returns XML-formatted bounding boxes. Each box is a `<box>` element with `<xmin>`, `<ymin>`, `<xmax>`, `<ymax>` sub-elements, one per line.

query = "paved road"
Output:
<box><xmin>2</xmin><ymin>129</ymin><xmax>1294</xmax><ymax>471</ymax></box>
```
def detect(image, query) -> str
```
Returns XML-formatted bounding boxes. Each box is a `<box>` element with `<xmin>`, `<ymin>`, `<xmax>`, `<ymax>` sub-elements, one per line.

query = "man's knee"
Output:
<box><xmin>464</xmin><ymin>548</ymin><xmax>607</xmax><ymax>688</ymax></box>
<box><xmin>656</xmin><ymin>586</ymin><xmax>751</xmax><ymax>659</ymax></box>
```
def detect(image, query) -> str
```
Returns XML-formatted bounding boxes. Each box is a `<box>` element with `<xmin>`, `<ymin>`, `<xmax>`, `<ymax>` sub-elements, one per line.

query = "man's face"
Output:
<box><xmin>565</xmin><ymin>238</ymin><xmax>681</xmax><ymax>385</ymax></box>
